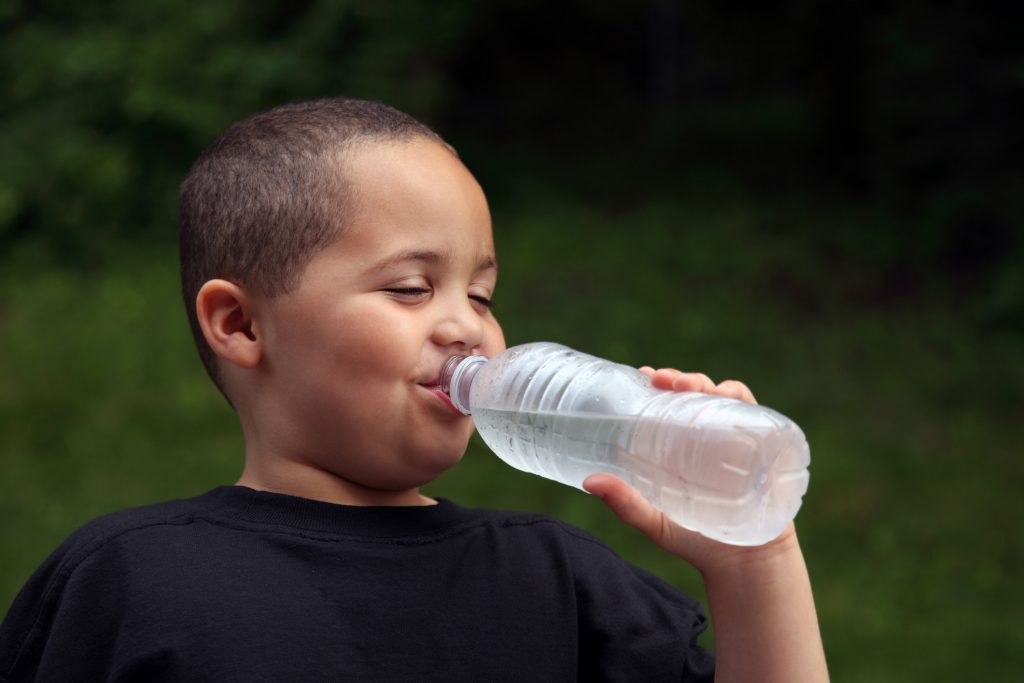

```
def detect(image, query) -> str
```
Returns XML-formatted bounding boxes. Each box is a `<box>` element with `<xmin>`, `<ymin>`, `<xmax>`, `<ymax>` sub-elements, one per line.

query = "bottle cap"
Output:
<box><xmin>440</xmin><ymin>354</ymin><xmax>488</xmax><ymax>415</ymax></box>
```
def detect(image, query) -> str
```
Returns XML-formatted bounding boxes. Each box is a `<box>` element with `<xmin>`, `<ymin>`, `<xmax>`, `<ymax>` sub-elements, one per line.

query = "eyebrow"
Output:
<box><xmin>368</xmin><ymin>248</ymin><xmax>497</xmax><ymax>275</ymax></box>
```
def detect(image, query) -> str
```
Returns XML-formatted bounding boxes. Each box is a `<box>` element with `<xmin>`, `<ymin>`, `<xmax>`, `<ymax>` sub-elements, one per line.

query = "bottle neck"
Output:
<box><xmin>439</xmin><ymin>354</ymin><xmax>488</xmax><ymax>415</ymax></box>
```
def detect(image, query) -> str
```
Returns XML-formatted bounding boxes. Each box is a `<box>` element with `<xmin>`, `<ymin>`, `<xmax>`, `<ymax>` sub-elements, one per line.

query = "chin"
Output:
<box><xmin>415</xmin><ymin>439</ymin><xmax>470</xmax><ymax>479</ymax></box>
<box><xmin>428</xmin><ymin>443</ymin><xmax>469</xmax><ymax>473</ymax></box>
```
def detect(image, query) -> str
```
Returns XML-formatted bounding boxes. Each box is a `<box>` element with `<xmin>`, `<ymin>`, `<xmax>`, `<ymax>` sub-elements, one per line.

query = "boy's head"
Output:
<box><xmin>179</xmin><ymin>98</ymin><xmax>505</xmax><ymax>502</ymax></box>
<box><xmin>180</xmin><ymin>98</ymin><xmax>446</xmax><ymax>397</ymax></box>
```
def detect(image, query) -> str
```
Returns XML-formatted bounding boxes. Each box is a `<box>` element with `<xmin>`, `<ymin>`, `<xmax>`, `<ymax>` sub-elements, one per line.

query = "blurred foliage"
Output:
<box><xmin>1</xmin><ymin>0</ymin><xmax>476</xmax><ymax>263</ymax></box>
<box><xmin>1</xmin><ymin>1</ymin><xmax>1023</xmax><ymax>681</ymax></box>
<box><xmin>2</xmin><ymin>0</ymin><xmax>1022</xmax><ymax>280</ymax></box>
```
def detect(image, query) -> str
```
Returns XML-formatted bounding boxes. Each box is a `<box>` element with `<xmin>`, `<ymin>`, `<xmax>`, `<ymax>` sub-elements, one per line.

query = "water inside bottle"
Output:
<box><xmin>472</xmin><ymin>407</ymin><xmax>809</xmax><ymax>545</ymax></box>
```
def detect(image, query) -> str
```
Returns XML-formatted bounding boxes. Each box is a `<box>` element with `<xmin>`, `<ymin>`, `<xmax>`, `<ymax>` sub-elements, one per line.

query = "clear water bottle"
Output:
<box><xmin>440</xmin><ymin>342</ymin><xmax>810</xmax><ymax>546</ymax></box>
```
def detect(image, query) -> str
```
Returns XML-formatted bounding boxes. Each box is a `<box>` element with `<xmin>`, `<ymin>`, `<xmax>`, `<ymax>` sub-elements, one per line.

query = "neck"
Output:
<box><xmin>236</xmin><ymin>457</ymin><xmax>436</xmax><ymax>508</ymax></box>
<box><xmin>233</xmin><ymin>397</ymin><xmax>436</xmax><ymax>507</ymax></box>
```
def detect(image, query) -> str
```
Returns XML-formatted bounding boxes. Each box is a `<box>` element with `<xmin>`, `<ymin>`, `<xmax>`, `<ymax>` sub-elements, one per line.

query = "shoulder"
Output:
<box><xmin>43</xmin><ymin>494</ymin><xmax>211</xmax><ymax>572</ymax></box>
<box><xmin>450</xmin><ymin>503</ymin><xmax>671</xmax><ymax>582</ymax></box>
<box><xmin>0</xmin><ymin>491</ymin><xmax>224</xmax><ymax>679</ymax></box>
<box><xmin>65</xmin><ymin>495</ymin><xmax>198</xmax><ymax>542</ymax></box>
<box><xmin>466</xmin><ymin>503</ymin><xmax>704</xmax><ymax>598</ymax></box>
<box><xmin>459</xmin><ymin>504</ymin><xmax>713</xmax><ymax>679</ymax></box>
<box><xmin>7</xmin><ymin>492</ymin><xmax>222</xmax><ymax>607</ymax></box>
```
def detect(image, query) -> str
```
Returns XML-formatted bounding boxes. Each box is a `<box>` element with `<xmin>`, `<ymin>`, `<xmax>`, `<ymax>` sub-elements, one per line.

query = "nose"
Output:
<box><xmin>431</xmin><ymin>294</ymin><xmax>486</xmax><ymax>352</ymax></box>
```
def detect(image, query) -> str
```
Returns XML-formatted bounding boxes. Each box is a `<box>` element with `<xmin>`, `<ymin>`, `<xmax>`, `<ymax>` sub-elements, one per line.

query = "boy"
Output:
<box><xmin>0</xmin><ymin>98</ymin><xmax>828</xmax><ymax>681</ymax></box>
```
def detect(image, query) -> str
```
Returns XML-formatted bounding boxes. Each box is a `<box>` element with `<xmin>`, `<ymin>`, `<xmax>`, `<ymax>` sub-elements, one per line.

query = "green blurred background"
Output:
<box><xmin>2</xmin><ymin>1</ymin><xmax>1022</xmax><ymax>680</ymax></box>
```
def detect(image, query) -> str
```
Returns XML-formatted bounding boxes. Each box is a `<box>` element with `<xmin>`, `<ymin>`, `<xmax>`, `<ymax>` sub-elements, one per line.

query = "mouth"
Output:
<box><xmin>418</xmin><ymin>379</ymin><xmax>462</xmax><ymax>416</ymax></box>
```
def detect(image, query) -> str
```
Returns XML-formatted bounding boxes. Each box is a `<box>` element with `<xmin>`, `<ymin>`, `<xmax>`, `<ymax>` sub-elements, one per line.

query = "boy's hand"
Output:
<box><xmin>582</xmin><ymin>367</ymin><xmax>798</xmax><ymax>576</ymax></box>
<box><xmin>585</xmin><ymin>368</ymin><xmax>830</xmax><ymax>681</ymax></box>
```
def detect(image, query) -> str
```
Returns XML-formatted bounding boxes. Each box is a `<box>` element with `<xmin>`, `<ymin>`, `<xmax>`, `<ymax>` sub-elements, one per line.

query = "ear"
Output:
<box><xmin>195</xmin><ymin>279</ymin><xmax>261</xmax><ymax>369</ymax></box>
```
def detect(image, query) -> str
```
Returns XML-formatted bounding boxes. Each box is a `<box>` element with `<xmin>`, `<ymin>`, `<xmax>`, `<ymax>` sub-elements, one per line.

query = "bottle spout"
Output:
<box><xmin>440</xmin><ymin>354</ymin><xmax>488</xmax><ymax>415</ymax></box>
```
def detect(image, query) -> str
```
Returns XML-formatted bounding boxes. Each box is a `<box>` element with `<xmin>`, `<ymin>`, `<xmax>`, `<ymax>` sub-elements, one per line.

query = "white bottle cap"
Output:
<box><xmin>439</xmin><ymin>354</ymin><xmax>488</xmax><ymax>415</ymax></box>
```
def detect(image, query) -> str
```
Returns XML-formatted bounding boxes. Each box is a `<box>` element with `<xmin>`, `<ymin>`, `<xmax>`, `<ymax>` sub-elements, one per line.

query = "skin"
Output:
<box><xmin>585</xmin><ymin>369</ymin><xmax>829</xmax><ymax>682</ymax></box>
<box><xmin>196</xmin><ymin>137</ymin><xmax>828</xmax><ymax>680</ymax></box>
<box><xmin>197</xmin><ymin>138</ymin><xmax>505</xmax><ymax>506</ymax></box>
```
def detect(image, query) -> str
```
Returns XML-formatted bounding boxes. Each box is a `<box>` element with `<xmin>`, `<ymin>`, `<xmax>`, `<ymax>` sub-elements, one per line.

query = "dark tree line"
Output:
<box><xmin>2</xmin><ymin>0</ymin><xmax>1021</xmax><ymax>291</ymax></box>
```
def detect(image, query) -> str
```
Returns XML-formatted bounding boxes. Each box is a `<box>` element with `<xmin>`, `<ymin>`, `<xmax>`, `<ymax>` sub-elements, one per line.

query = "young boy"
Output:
<box><xmin>0</xmin><ymin>98</ymin><xmax>828</xmax><ymax>681</ymax></box>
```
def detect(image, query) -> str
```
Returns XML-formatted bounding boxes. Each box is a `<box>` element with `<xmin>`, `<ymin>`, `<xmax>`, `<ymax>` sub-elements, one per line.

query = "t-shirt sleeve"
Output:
<box><xmin>0</xmin><ymin>528</ymin><xmax>133</xmax><ymax>681</ymax></box>
<box><xmin>566</xmin><ymin>529</ymin><xmax>715</xmax><ymax>682</ymax></box>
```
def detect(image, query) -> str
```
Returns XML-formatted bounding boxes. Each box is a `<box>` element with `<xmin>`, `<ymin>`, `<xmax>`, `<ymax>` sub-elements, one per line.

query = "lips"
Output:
<box><xmin>431</xmin><ymin>388</ymin><xmax>461</xmax><ymax>415</ymax></box>
<box><xmin>418</xmin><ymin>375</ymin><xmax>463</xmax><ymax>416</ymax></box>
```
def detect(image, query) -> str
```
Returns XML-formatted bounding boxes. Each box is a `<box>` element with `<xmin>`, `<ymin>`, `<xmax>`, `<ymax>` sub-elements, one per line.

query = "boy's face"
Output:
<box><xmin>251</xmin><ymin>138</ymin><xmax>505</xmax><ymax>498</ymax></box>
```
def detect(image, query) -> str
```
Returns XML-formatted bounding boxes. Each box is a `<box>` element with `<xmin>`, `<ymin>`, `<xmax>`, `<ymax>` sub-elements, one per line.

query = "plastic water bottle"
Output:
<box><xmin>440</xmin><ymin>342</ymin><xmax>810</xmax><ymax>546</ymax></box>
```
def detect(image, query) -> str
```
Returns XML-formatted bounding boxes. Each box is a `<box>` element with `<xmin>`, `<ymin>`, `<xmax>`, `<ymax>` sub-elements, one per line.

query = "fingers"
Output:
<box><xmin>651</xmin><ymin>369</ymin><xmax>716</xmax><ymax>393</ymax></box>
<box><xmin>643</xmin><ymin>368</ymin><xmax>758</xmax><ymax>404</ymax></box>
<box><xmin>714</xmin><ymin>379</ymin><xmax>758</xmax><ymax>405</ymax></box>
<box><xmin>583</xmin><ymin>473</ymin><xmax>669</xmax><ymax>547</ymax></box>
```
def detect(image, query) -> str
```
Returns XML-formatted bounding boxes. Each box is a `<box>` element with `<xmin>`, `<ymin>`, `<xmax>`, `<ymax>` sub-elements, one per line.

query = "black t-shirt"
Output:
<box><xmin>0</xmin><ymin>487</ymin><xmax>714</xmax><ymax>682</ymax></box>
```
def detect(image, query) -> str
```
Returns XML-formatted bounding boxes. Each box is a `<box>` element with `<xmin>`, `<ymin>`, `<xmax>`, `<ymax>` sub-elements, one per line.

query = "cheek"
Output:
<box><xmin>324</xmin><ymin>304</ymin><xmax>393</xmax><ymax>353</ymax></box>
<box><xmin>484</xmin><ymin>317</ymin><xmax>507</xmax><ymax>356</ymax></box>
<box><xmin>326</xmin><ymin>309</ymin><xmax>423</xmax><ymax>382</ymax></box>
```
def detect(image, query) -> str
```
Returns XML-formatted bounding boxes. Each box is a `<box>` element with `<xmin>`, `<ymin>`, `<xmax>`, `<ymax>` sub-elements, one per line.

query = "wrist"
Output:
<box><xmin>697</xmin><ymin>523</ymin><xmax>804</xmax><ymax>584</ymax></box>
<box><xmin>699</xmin><ymin>524</ymin><xmax>830</xmax><ymax>682</ymax></box>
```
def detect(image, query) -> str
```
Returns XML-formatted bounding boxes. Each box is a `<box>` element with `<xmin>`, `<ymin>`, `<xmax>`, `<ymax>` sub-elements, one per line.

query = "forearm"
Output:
<box><xmin>584</xmin><ymin>369</ymin><xmax>827</xmax><ymax>680</ymax></box>
<box><xmin>703</xmin><ymin>531</ymin><xmax>829</xmax><ymax>683</ymax></box>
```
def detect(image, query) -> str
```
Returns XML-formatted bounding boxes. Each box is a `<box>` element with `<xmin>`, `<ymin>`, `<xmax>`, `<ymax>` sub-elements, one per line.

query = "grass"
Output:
<box><xmin>1</xmin><ymin>197</ymin><xmax>1021</xmax><ymax>681</ymax></box>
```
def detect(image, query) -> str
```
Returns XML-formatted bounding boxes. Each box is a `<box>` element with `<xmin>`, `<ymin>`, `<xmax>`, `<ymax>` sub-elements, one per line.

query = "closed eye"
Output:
<box><xmin>384</xmin><ymin>287</ymin><xmax>430</xmax><ymax>298</ymax></box>
<box><xmin>385</xmin><ymin>287</ymin><xmax>494</xmax><ymax>310</ymax></box>
<box><xmin>470</xmin><ymin>294</ymin><xmax>496</xmax><ymax>310</ymax></box>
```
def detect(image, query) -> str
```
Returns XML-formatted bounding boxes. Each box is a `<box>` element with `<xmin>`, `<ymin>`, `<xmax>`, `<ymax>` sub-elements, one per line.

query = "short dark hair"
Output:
<box><xmin>179</xmin><ymin>97</ymin><xmax>445</xmax><ymax>402</ymax></box>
